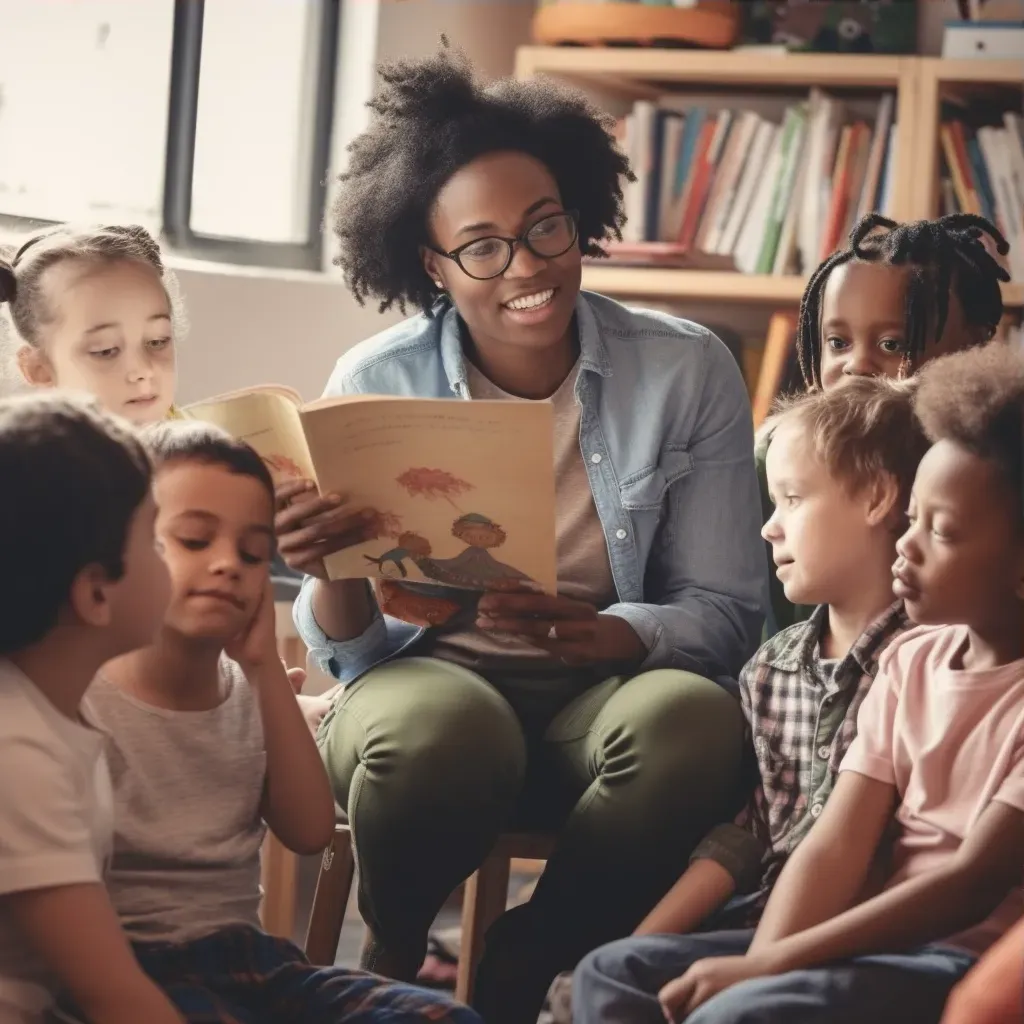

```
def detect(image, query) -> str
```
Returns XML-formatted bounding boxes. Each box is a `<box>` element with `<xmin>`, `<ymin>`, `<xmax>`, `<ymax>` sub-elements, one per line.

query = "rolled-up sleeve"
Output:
<box><xmin>605</xmin><ymin>332</ymin><xmax>767</xmax><ymax>684</ymax></box>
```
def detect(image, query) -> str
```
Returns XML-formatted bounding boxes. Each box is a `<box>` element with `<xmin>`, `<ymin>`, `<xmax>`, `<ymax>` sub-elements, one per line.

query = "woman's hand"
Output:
<box><xmin>659</xmin><ymin>955</ymin><xmax>772</xmax><ymax>1022</ymax></box>
<box><xmin>274</xmin><ymin>479</ymin><xmax>378</xmax><ymax>578</ymax></box>
<box><xmin>475</xmin><ymin>592</ymin><xmax>646</xmax><ymax>667</ymax></box>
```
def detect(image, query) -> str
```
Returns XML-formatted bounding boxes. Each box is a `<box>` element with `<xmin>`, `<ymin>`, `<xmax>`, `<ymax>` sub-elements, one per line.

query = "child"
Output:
<box><xmin>940</xmin><ymin>914</ymin><xmax>1024</xmax><ymax>1024</ymax></box>
<box><xmin>0</xmin><ymin>225</ymin><xmax>327</xmax><ymax>730</ymax></box>
<box><xmin>587</xmin><ymin>342</ymin><xmax>1024</xmax><ymax>1024</ymax></box>
<box><xmin>0</xmin><ymin>225</ymin><xmax>181</xmax><ymax>425</ymax></box>
<box><xmin>0</xmin><ymin>392</ymin><xmax>184</xmax><ymax>1024</ymax></box>
<box><xmin>761</xmin><ymin>212</ymin><xmax>1010</xmax><ymax>635</ymax></box>
<box><xmin>85</xmin><ymin>420</ymin><xmax>482</xmax><ymax>1024</ymax></box>
<box><xmin>573</xmin><ymin>375</ymin><xmax>928</xmax><ymax>1022</ymax></box>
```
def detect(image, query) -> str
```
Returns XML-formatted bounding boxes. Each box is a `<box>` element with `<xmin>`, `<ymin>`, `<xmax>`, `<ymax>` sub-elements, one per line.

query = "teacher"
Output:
<box><xmin>280</xmin><ymin>44</ymin><xmax>766</xmax><ymax>1024</ymax></box>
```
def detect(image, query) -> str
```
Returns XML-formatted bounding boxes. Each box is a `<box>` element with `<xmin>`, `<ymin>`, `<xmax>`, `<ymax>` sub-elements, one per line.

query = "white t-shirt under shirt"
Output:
<box><xmin>0</xmin><ymin>659</ymin><xmax>113</xmax><ymax>1024</ymax></box>
<box><xmin>841</xmin><ymin>624</ymin><xmax>1024</xmax><ymax>956</ymax></box>
<box><xmin>87</xmin><ymin>658</ymin><xmax>267</xmax><ymax>945</ymax></box>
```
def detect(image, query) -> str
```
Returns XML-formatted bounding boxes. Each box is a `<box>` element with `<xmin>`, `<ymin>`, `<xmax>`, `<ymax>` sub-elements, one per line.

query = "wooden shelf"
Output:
<box><xmin>515</xmin><ymin>46</ymin><xmax>910</xmax><ymax>89</ymax></box>
<box><xmin>582</xmin><ymin>266</ymin><xmax>1024</xmax><ymax>308</ymax></box>
<box><xmin>920</xmin><ymin>58</ymin><xmax>1024</xmax><ymax>85</ymax></box>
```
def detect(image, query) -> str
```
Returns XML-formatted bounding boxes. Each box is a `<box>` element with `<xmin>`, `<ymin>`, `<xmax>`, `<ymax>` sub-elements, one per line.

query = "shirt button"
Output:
<box><xmin>810</xmin><ymin>802</ymin><xmax>823</xmax><ymax>818</ymax></box>
<box><xmin>615</xmin><ymin>528</ymin><xmax>627</xmax><ymax>540</ymax></box>
<box><xmin>590</xmin><ymin>453</ymin><xmax>602</xmax><ymax>464</ymax></box>
<box><xmin>818</xmin><ymin>745</ymin><xmax>830</xmax><ymax>760</ymax></box>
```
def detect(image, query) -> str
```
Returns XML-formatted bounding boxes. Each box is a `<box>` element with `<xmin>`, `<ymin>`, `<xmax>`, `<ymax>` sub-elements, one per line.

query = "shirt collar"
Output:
<box><xmin>762</xmin><ymin>601</ymin><xmax>909</xmax><ymax>678</ymax></box>
<box><xmin>436</xmin><ymin>290</ymin><xmax>613</xmax><ymax>397</ymax></box>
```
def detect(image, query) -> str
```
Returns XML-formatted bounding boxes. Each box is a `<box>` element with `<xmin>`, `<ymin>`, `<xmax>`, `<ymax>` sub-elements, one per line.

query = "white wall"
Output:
<box><xmin>175</xmin><ymin>0</ymin><xmax>537</xmax><ymax>404</ymax></box>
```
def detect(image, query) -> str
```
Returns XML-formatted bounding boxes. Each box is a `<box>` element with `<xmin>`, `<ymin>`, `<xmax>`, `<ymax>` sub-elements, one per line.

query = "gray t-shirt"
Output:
<box><xmin>88</xmin><ymin>659</ymin><xmax>266</xmax><ymax>945</ymax></box>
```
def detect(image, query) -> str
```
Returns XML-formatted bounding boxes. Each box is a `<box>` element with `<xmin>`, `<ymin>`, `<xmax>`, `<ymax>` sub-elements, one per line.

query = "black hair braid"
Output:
<box><xmin>797</xmin><ymin>212</ymin><xmax>1010</xmax><ymax>389</ymax></box>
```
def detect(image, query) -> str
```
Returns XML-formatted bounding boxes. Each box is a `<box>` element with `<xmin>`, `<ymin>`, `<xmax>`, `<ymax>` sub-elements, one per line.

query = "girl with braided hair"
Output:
<box><xmin>760</xmin><ymin>212</ymin><xmax>1011</xmax><ymax>635</ymax></box>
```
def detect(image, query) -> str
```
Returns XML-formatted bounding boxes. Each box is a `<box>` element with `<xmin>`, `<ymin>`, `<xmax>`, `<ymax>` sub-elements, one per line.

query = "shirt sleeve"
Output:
<box><xmin>0</xmin><ymin>736</ymin><xmax>104</xmax><ymax>897</ymax></box>
<box><xmin>838</xmin><ymin>651</ymin><xmax>900</xmax><ymax>785</ymax></box>
<box><xmin>992</xmin><ymin>736</ymin><xmax>1024</xmax><ymax>814</ymax></box>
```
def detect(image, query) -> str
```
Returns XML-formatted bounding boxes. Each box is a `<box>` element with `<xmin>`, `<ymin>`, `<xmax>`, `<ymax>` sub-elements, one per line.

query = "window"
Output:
<box><xmin>0</xmin><ymin>0</ymin><xmax>340</xmax><ymax>270</ymax></box>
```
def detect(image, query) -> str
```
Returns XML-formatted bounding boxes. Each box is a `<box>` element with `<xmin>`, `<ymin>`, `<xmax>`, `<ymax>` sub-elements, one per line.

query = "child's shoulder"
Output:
<box><xmin>876</xmin><ymin>622</ymin><xmax>958</xmax><ymax>683</ymax></box>
<box><xmin>743</xmin><ymin>609</ymin><xmax>825</xmax><ymax>682</ymax></box>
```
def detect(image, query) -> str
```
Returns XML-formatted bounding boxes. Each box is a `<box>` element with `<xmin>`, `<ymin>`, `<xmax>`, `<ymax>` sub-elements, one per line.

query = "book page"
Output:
<box><xmin>185</xmin><ymin>388</ymin><xmax>315</xmax><ymax>485</ymax></box>
<box><xmin>300</xmin><ymin>397</ymin><xmax>557</xmax><ymax>593</ymax></box>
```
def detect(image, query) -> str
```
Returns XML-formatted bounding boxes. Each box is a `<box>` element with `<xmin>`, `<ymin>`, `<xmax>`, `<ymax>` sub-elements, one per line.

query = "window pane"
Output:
<box><xmin>189</xmin><ymin>0</ymin><xmax>322</xmax><ymax>244</ymax></box>
<box><xmin>0</xmin><ymin>0</ymin><xmax>173</xmax><ymax>229</ymax></box>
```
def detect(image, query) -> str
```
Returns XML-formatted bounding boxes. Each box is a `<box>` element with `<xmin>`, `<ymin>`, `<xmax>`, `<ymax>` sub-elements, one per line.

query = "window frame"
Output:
<box><xmin>163</xmin><ymin>0</ymin><xmax>340</xmax><ymax>271</ymax></box>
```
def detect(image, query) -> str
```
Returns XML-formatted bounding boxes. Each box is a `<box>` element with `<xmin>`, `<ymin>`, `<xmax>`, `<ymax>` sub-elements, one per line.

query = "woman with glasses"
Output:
<box><xmin>278</xmin><ymin>45</ymin><xmax>766</xmax><ymax>1023</ymax></box>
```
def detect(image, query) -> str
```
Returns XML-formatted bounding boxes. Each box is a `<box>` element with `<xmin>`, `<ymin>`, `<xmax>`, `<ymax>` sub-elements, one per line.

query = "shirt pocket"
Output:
<box><xmin>618</xmin><ymin>446</ymin><xmax>694</xmax><ymax>512</ymax></box>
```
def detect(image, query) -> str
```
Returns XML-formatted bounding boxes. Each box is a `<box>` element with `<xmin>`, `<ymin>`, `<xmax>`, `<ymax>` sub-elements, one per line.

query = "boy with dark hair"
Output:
<box><xmin>87</xmin><ymin>420</ymin><xmax>483</xmax><ymax>1024</ymax></box>
<box><xmin>0</xmin><ymin>392</ymin><xmax>182</xmax><ymax>1024</ymax></box>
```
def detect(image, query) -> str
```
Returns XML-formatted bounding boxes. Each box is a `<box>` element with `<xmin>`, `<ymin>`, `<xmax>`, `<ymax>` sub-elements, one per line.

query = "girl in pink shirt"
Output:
<box><xmin>647</xmin><ymin>341</ymin><xmax>1024</xmax><ymax>1024</ymax></box>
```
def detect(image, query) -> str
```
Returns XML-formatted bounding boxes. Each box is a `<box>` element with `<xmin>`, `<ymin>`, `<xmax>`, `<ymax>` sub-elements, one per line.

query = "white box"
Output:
<box><xmin>942</xmin><ymin>21</ymin><xmax>1024</xmax><ymax>59</ymax></box>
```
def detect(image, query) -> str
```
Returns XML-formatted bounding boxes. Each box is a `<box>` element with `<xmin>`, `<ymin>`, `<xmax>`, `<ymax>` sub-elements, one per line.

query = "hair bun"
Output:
<box><xmin>0</xmin><ymin>256</ymin><xmax>16</xmax><ymax>305</ymax></box>
<box><xmin>374</xmin><ymin>41</ymin><xmax>479</xmax><ymax>130</ymax></box>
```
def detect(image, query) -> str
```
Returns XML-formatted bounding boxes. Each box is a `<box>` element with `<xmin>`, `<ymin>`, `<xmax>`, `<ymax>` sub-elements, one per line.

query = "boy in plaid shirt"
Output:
<box><xmin>574</xmin><ymin>376</ymin><xmax>928</xmax><ymax>1022</ymax></box>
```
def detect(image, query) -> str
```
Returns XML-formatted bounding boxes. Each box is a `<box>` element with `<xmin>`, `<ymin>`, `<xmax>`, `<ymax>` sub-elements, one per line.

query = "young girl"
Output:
<box><xmin>0</xmin><ymin>225</ymin><xmax>181</xmax><ymax>424</ymax></box>
<box><xmin>0</xmin><ymin>224</ymin><xmax>328</xmax><ymax>729</ymax></box>
<box><xmin>761</xmin><ymin>211</ymin><xmax>1011</xmax><ymax>635</ymax></box>
<box><xmin>85</xmin><ymin>420</ymin><xmax>482</xmax><ymax>1024</ymax></box>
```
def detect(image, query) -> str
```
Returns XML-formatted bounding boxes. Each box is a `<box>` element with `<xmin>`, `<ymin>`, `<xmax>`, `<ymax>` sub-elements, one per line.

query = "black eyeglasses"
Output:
<box><xmin>430</xmin><ymin>210</ymin><xmax>579</xmax><ymax>281</ymax></box>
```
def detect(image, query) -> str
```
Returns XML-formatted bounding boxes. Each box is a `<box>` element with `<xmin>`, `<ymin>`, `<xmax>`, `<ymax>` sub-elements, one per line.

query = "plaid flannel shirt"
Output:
<box><xmin>691</xmin><ymin>601</ymin><xmax>910</xmax><ymax>920</ymax></box>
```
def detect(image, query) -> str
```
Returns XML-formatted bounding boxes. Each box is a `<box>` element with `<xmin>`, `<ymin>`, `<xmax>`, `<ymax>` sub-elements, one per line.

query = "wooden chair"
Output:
<box><xmin>304</xmin><ymin>824</ymin><xmax>556</xmax><ymax>1005</ymax></box>
<box><xmin>258</xmin><ymin>603</ymin><xmax>308</xmax><ymax>938</ymax></box>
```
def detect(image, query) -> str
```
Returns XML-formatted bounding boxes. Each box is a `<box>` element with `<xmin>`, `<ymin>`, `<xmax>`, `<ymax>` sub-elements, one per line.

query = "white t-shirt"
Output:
<box><xmin>0</xmin><ymin>659</ymin><xmax>113</xmax><ymax>1024</ymax></box>
<box><xmin>88</xmin><ymin>659</ymin><xmax>267</xmax><ymax>945</ymax></box>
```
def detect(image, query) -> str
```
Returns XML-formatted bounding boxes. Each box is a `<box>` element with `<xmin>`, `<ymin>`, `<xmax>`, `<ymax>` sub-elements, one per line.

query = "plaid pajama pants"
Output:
<box><xmin>130</xmin><ymin>925</ymin><xmax>481</xmax><ymax>1024</ymax></box>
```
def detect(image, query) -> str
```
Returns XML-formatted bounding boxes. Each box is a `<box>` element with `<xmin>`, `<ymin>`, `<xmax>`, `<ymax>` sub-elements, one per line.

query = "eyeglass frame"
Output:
<box><xmin>427</xmin><ymin>209</ymin><xmax>580</xmax><ymax>281</ymax></box>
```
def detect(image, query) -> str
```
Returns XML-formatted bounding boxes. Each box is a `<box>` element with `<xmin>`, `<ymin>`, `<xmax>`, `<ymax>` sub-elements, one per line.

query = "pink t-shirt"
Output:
<box><xmin>841</xmin><ymin>624</ymin><xmax>1024</xmax><ymax>956</ymax></box>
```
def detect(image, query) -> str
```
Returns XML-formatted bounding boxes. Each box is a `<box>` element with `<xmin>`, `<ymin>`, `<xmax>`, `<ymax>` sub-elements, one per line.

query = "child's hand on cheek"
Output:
<box><xmin>225</xmin><ymin>580</ymin><xmax>279</xmax><ymax>674</ymax></box>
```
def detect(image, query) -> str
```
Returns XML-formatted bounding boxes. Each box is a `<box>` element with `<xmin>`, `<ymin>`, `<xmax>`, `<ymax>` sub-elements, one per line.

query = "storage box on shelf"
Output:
<box><xmin>514</xmin><ymin>47</ymin><xmax>1024</xmax><ymax>309</ymax></box>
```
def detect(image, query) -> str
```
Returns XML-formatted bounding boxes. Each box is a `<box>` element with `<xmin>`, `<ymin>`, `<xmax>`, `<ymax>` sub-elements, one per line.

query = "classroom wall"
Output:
<box><xmin>174</xmin><ymin>0</ymin><xmax>536</xmax><ymax>404</ymax></box>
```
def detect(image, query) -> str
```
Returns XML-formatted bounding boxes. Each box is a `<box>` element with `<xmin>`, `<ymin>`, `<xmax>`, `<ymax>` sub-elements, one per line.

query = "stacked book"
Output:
<box><xmin>610</xmin><ymin>89</ymin><xmax>897</xmax><ymax>276</ymax></box>
<box><xmin>938</xmin><ymin>112</ymin><xmax>1024</xmax><ymax>282</ymax></box>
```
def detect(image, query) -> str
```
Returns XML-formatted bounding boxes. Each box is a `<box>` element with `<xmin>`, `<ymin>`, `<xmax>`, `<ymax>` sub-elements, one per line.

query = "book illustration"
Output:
<box><xmin>184</xmin><ymin>389</ymin><xmax>557</xmax><ymax>593</ymax></box>
<box><xmin>376</xmin><ymin>580</ymin><xmax>463</xmax><ymax>628</ymax></box>
<box><xmin>396</xmin><ymin>467</ymin><xmax>474</xmax><ymax>509</ymax></box>
<box><xmin>414</xmin><ymin>513</ymin><xmax>536</xmax><ymax>591</ymax></box>
<box><xmin>261</xmin><ymin>452</ymin><xmax>307</xmax><ymax>483</ymax></box>
<box><xmin>363</xmin><ymin>532</ymin><xmax>432</xmax><ymax>579</ymax></box>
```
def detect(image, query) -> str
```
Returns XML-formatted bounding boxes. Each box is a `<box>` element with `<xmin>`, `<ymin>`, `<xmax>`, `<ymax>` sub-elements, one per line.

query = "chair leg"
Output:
<box><xmin>305</xmin><ymin>828</ymin><xmax>356</xmax><ymax>966</ymax></box>
<box><xmin>456</xmin><ymin>853</ymin><xmax>511</xmax><ymax>1006</ymax></box>
<box><xmin>259</xmin><ymin>833</ymin><xmax>298</xmax><ymax>938</ymax></box>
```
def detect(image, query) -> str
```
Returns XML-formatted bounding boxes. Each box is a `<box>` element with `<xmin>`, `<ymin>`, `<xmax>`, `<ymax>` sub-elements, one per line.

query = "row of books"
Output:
<box><xmin>938</xmin><ymin>113</ymin><xmax>1024</xmax><ymax>282</ymax></box>
<box><xmin>613</xmin><ymin>89</ymin><xmax>896</xmax><ymax>277</ymax></box>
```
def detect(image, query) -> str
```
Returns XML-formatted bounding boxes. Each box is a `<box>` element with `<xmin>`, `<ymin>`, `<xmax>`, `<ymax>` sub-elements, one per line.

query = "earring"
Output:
<box><xmin>433</xmin><ymin>280</ymin><xmax>444</xmax><ymax>290</ymax></box>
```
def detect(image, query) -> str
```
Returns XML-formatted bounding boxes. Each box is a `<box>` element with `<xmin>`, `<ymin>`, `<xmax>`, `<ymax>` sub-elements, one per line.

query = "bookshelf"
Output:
<box><xmin>514</xmin><ymin>47</ymin><xmax>1024</xmax><ymax>309</ymax></box>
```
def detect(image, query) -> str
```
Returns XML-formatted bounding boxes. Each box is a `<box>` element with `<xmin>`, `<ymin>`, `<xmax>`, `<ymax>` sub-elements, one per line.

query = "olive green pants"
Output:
<box><xmin>317</xmin><ymin>657</ymin><xmax>744</xmax><ymax>1022</ymax></box>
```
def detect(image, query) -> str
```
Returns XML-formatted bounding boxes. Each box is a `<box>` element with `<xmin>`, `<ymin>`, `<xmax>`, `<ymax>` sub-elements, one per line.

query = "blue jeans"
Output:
<box><xmin>573</xmin><ymin>928</ymin><xmax>976</xmax><ymax>1024</ymax></box>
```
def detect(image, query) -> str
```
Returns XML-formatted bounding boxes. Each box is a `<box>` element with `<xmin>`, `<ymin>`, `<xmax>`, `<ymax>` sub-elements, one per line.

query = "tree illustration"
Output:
<box><xmin>396</xmin><ymin>467</ymin><xmax>474</xmax><ymax>510</ymax></box>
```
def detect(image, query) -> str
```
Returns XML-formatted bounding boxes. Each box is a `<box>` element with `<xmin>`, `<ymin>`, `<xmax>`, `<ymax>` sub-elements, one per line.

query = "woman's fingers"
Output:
<box><xmin>275</xmin><ymin>478</ymin><xmax>317</xmax><ymax>510</ymax></box>
<box><xmin>477</xmin><ymin>592</ymin><xmax>597</xmax><ymax>621</ymax></box>
<box><xmin>275</xmin><ymin>492</ymin><xmax>343</xmax><ymax>534</ymax></box>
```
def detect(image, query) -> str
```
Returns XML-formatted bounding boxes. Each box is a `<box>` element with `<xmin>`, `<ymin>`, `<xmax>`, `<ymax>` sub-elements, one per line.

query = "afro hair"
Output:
<box><xmin>331</xmin><ymin>40</ymin><xmax>633</xmax><ymax>315</ymax></box>
<box><xmin>913</xmin><ymin>342</ymin><xmax>1024</xmax><ymax>519</ymax></box>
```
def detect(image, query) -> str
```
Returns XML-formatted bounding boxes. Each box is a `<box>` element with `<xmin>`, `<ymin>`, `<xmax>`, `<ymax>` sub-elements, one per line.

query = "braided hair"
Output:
<box><xmin>796</xmin><ymin>213</ymin><xmax>1010</xmax><ymax>389</ymax></box>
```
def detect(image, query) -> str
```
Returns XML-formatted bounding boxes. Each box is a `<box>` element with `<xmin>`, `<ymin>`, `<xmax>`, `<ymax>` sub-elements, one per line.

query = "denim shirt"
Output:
<box><xmin>294</xmin><ymin>290</ymin><xmax>767</xmax><ymax>690</ymax></box>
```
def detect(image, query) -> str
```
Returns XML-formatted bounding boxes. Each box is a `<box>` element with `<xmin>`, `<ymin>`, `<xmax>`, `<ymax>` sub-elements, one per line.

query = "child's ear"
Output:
<box><xmin>16</xmin><ymin>345</ymin><xmax>55</xmax><ymax>387</ymax></box>
<box><xmin>864</xmin><ymin>471</ymin><xmax>901</xmax><ymax>530</ymax></box>
<box><xmin>67</xmin><ymin>564</ymin><xmax>115</xmax><ymax>629</ymax></box>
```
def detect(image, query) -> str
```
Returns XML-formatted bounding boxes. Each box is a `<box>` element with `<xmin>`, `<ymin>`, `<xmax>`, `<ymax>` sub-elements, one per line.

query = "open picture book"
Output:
<box><xmin>184</xmin><ymin>385</ymin><xmax>558</xmax><ymax>596</ymax></box>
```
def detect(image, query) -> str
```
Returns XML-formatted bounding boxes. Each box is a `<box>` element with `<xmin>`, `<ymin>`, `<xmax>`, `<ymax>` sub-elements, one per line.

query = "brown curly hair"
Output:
<box><xmin>913</xmin><ymin>342</ymin><xmax>1024</xmax><ymax>522</ymax></box>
